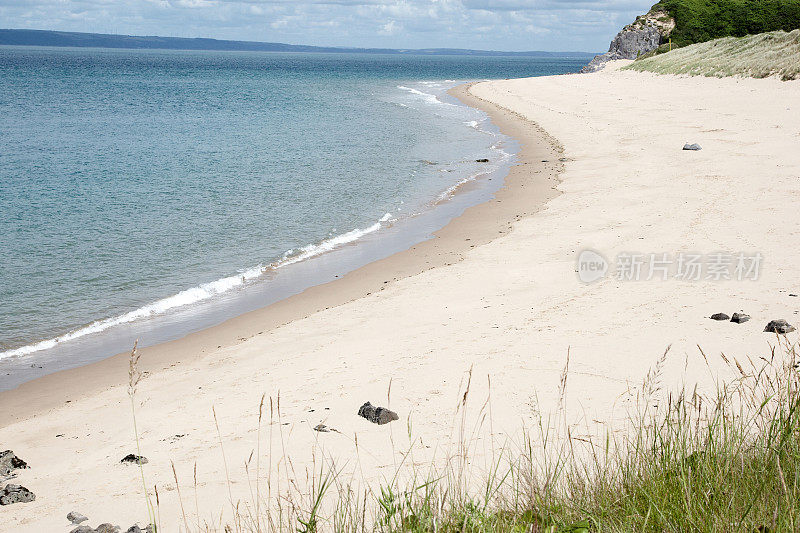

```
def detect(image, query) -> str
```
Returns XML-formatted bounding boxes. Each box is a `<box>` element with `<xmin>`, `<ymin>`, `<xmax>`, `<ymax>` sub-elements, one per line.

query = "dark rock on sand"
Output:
<box><xmin>358</xmin><ymin>401</ymin><xmax>399</xmax><ymax>425</ymax></box>
<box><xmin>764</xmin><ymin>319</ymin><xmax>796</xmax><ymax>334</ymax></box>
<box><xmin>126</xmin><ymin>526</ymin><xmax>154</xmax><ymax>533</ymax></box>
<box><xmin>0</xmin><ymin>450</ymin><xmax>29</xmax><ymax>479</ymax></box>
<box><xmin>731</xmin><ymin>312</ymin><xmax>751</xmax><ymax>324</ymax></box>
<box><xmin>710</xmin><ymin>313</ymin><xmax>730</xmax><ymax>321</ymax></box>
<box><xmin>120</xmin><ymin>454</ymin><xmax>148</xmax><ymax>465</ymax></box>
<box><xmin>683</xmin><ymin>143</ymin><xmax>702</xmax><ymax>151</ymax></box>
<box><xmin>70</xmin><ymin>524</ymin><xmax>151</xmax><ymax>533</ymax></box>
<box><xmin>0</xmin><ymin>484</ymin><xmax>35</xmax><ymax>505</ymax></box>
<box><xmin>68</xmin><ymin>511</ymin><xmax>89</xmax><ymax>525</ymax></box>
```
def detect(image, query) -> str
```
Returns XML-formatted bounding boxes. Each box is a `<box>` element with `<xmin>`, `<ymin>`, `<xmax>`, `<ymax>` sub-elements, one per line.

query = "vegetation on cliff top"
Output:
<box><xmin>653</xmin><ymin>0</ymin><xmax>800</xmax><ymax>47</ymax></box>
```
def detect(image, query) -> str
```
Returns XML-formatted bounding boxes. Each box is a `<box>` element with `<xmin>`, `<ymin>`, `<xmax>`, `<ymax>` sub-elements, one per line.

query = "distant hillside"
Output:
<box><xmin>654</xmin><ymin>0</ymin><xmax>800</xmax><ymax>47</ymax></box>
<box><xmin>0</xmin><ymin>29</ymin><xmax>594</xmax><ymax>57</ymax></box>
<box><xmin>625</xmin><ymin>29</ymin><xmax>800</xmax><ymax>79</ymax></box>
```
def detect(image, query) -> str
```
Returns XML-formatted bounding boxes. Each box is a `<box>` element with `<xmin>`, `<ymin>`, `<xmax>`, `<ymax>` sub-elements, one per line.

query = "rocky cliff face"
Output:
<box><xmin>582</xmin><ymin>8</ymin><xmax>675</xmax><ymax>73</ymax></box>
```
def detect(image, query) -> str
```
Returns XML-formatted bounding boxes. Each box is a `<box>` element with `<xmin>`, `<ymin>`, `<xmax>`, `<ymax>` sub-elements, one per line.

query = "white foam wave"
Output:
<box><xmin>435</xmin><ymin>173</ymin><xmax>480</xmax><ymax>203</ymax></box>
<box><xmin>434</xmin><ymin>139</ymin><xmax>515</xmax><ymax>204</ymax></box>
<box><xmin>491</xmin><ymin>144</ymin><xmax>511</xmax><ymax>158</ymax></box>
<box><xmin>0</xmin><ymin>264</ymin><xmax>264</xmax><ymax>359</ymax></box>
<box><xmin>276</xmin><ymin>214</ymin><xmax>391</xmax><ymax>268</ymax></box>
<box><xmin>396</xmin><ymin>85</ymin><xmax>454</xmax><ymax>107</ymax></box>
<box><xmin>0</xmin><ymin>214</ymin><xmax>396</xmax><ymax>360</ymax></box>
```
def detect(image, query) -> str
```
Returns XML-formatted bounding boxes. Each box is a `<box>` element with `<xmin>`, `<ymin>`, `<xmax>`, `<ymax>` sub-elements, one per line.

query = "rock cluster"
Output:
<box><xmin>0</xmin><ymin>450</ymin><xmax>34</xmax><ymax>506</ymax></box>
<box><xmin>68</xmin><ymin>514</ymin><xmax>153</xmax><ymax>533</ymax></box>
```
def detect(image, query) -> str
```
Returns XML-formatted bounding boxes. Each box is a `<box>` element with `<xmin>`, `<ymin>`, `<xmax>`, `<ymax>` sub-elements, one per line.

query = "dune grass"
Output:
<box><xmin>130</xmin><ymin>334</ymin><xmax>800</xmax><ymax>532</ymax></box>
<box><xmin>625</xmin><ymin>29</ymin><xmax>800</xmax><ymax>80</ymax></box>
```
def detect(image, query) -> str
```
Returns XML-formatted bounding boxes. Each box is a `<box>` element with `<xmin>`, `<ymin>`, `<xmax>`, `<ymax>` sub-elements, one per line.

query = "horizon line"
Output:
<box><xmin>0</xmin><ymin>28</ymin><xmax>598</xmax><ymax>56</ymax></box>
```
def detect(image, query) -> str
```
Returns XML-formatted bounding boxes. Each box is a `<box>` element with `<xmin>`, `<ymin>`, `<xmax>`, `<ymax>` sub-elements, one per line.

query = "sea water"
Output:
<box><xmin>0</xmin><ymin>47</ymin><xmax>586</xmax><ymax>388</ymax></box>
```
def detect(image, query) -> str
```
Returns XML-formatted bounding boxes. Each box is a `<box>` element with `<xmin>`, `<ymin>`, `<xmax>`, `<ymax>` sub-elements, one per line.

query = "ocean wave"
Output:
<box><xmin>275</xmin><ymin>214</ymin><xmax>393</xmax><ymax>268</ymax></box>
<box><xmin>434</xmin><ymin>173</ymin><xmax>481</xmax><ymax>203</ymax></box>
<box><xmin>396</xmin><ymin>85</ymin><xmax>455</xmax><ymax>107</ymax></box>
<box><xmin>491</xmin><ymin>143</ymin><xmax>511</xmax><ymax>158</ymax></box>
<box><xmin>0</xmin><ymin>213</ymin><xmax>396</xmax><ymax>361</ymax></box>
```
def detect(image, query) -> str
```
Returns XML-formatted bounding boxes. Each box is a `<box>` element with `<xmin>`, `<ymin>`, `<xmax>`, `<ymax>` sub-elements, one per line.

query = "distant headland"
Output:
<box><xmin>0</xmin><ymin>29</ymin><xmax>595</xmax><ymax>57</ymax></box>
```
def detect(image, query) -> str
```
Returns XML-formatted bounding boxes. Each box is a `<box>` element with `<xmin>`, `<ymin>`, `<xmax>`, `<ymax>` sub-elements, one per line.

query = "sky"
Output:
<box><xmin>0</xmin><ymin>0</ymin><xmax>658</xmax><ymax>52</ymax></box>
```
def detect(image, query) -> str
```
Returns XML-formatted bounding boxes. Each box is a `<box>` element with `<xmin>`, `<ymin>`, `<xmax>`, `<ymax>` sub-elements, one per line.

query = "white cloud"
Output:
<box><xmin>378</xmin><ymin>19</ymin><xmax>400</xmax><ymax>35</ymax></box>
<box><xmin>0</xmin><ymin>0</ymin><xmax>657</xmax><ymax>51</ymax></box>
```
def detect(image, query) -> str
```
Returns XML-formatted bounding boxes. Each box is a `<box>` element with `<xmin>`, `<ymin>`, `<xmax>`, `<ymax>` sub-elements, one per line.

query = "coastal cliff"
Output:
<box><xmin>583</xmin><ymin>0</ymin><xmax>800</xmax><ymax>73</ymax></box>
<box><xmin>582</xmin><ymin>7</ymin><xmax>675</xmax><ymax>72</ymax></box>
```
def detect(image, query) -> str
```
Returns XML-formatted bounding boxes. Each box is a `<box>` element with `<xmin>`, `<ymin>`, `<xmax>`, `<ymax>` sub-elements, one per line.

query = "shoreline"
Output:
<box><xmin>0</xmin><ymin>82</ymin><xmax>563</xmax><ymax>428</ymax></box>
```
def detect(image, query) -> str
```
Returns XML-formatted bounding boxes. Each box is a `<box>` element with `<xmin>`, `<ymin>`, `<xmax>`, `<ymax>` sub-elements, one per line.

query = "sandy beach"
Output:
<box><xmin>2</xmin><ymin>63</ymin><xmax>800</xmax><ymax>531</ymax></box>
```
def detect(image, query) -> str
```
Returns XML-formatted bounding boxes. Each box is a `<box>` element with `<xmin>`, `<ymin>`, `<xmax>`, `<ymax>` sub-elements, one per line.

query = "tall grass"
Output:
<box><xmin>151</xmin><ymin>335</ymin><xmax>799</xmax><ymax>532</ymax></box>
<box><xmin>128</xmin><ymin>340</ymin><xmax>158</xmax><ymax>531</ymax></box>
<box><xmin>625</xmin><ymin>29</ymin><xmax>800</xmax><ymax>80</ymax></box>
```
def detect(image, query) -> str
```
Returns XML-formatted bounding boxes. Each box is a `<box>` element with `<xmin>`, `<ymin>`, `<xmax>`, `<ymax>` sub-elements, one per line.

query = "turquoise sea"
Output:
<box><xmin>0</xmin><ymin>47</ymin><xmax>586</xmax><ymax>388</ymax></box>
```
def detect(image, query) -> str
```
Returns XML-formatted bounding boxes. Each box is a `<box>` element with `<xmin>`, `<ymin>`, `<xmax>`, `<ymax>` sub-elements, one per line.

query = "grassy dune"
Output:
<box><xmin>625</xmin><ymin>29</ymin><xmax>800</xmax><ymax>80</ymax></box>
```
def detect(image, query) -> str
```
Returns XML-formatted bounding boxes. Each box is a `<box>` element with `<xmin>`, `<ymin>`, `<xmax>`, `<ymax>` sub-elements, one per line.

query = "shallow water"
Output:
<box><xmin>0</xmin><ymin>47</ymin><xmax>586</xmax><ymax>388</ymax></box>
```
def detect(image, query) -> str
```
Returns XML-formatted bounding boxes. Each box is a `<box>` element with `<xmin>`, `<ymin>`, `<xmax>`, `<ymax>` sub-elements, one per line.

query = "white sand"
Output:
<box><xmin>2</xmin><ymin>63</ymin><xmax>799</xmax><ymax>531</ymax></box>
